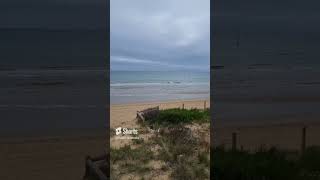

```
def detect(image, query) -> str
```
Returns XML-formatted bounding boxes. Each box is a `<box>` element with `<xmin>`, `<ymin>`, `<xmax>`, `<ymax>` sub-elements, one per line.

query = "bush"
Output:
<box><xmin>212</xmin><ymin>146</ymin><xmax>320</xmax><ymax>180</ymax></box>
<box><xmin>147</xmin><ymin>108</ymin><xmax>209</xmax><ymax>126</ymax></box>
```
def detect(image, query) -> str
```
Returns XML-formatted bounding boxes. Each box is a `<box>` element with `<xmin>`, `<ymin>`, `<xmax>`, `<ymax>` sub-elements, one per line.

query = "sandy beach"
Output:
<box><xmin>0</xmin><ymin>132</ymin><xmax>106</xmax><ymax>180</ymax></box>
<box><xmin>213</xmin><ymin>122</ymin><xmax>320</xmax><ymax>151</ymax></box>
<box><xmin>111</xmin><ymin>99</ymin><xmax>210</xmax><ymax>129</ymax></box>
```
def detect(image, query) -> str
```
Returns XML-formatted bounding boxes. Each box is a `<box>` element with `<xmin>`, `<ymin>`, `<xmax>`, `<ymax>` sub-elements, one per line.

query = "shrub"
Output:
<box><xmin>213</xmin><ymin>146</ymin><xmax>300</xmax><ymax>180</ymax></box>
<box><xmin>147</xmin><ymin>108</ymin><xmax>209</xmax><ymax>126</ymax></box>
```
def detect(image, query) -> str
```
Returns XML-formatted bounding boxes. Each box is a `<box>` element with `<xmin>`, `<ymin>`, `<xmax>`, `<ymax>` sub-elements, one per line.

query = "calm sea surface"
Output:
<box><xmin>111</xmin><ymin>71</ymin><xmax>210</xmax><ymax>104</ymax></box>
<box><xmin>0</xmin><ymin>29</ymin><xmax>106</xmax><ymax>135</ymax></box>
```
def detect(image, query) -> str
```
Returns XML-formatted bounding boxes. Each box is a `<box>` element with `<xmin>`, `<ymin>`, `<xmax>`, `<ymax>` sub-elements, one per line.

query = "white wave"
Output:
<box><xmin>110</xmin><ymin>82</ymin><xmax>209</xmax><ymax>87</ymax></box>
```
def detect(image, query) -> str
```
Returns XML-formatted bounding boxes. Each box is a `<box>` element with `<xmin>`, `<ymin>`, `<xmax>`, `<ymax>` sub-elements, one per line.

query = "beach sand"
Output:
<box><xmin>213</xmin><ymin>122</ymin><xmax>320</xmax><ymax>151</ymax></box>
<box><xmin>0</xmin><ymin>133</ymin><xmax>106</xmax><ymax>180</ymax></box>
<box><xmin>110</xmin><ymin>99</ymin><xmax>210</xmax><ymax>128</ymax></box>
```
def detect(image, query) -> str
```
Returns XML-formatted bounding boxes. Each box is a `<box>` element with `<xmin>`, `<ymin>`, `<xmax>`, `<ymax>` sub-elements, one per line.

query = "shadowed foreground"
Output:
<box><xmin>0</xmin><ymin>133</ymin><xmax>105</xmax><ymax>180</ymax></box>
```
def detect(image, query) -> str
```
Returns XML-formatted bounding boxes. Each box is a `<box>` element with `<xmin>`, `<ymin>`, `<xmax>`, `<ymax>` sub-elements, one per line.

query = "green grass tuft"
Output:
<box><xmin>146</xmin><ymin>108</ymin><xmax>209</xmax><ymax>126</ymax></box>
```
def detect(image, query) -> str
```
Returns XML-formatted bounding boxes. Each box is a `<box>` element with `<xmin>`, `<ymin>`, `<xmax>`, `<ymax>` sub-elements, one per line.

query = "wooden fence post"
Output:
<box><xmin>204</xmin><ymin>101</ymin><xmax>206</xmax><ymax>109</ymax></box>
<box><xmin>301</xmin><ymin>126</ymin><xmax>306</xmax><ymax>153</ymax></box>
<box><xmin>232</xmin><ymin>132</ymin><xmax>237</xmax><ymax>151</ymax></box>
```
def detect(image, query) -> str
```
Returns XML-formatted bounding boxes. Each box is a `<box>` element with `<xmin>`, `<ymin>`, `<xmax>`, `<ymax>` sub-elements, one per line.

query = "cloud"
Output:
<box><xmin>111</xmin><ymin>0</ymin><xmax>210</xmax><ymax>71</ymax></box>
<box><xmin>111</xmin><ymin>56</ymin><xmax>163</xmax><ymax>65</ymax></box>
<box><xmin>111</xmin><ymin>55</ymin><xmax>208</xmax><ymax>71</ymax></box>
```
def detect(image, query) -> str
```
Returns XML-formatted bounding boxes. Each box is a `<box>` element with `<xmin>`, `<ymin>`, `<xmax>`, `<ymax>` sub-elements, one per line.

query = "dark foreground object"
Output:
<box><xmin>84</xmin><ymin>155</ymin><xmax>109</xmax><ymax>180</ymax></box>
<box><xmin>213</xmin><ymin>146</ymin><xmax>320</xmax><ymax>180</ymax></box>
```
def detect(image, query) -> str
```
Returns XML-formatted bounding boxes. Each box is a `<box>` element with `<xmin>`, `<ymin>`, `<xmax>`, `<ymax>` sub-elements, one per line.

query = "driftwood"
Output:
<box><xmin>136</xmin><ymin>106</ymin><xmax>160</xmax><ymax>122</ymax></box>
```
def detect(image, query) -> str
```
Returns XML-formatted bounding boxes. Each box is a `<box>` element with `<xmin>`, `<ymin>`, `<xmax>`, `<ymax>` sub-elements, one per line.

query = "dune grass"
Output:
<box><xmin>146</xmin><ymin>108</ymin><xmax>210</xmax><ymax>126</ymax></box>
<box><xmin>110</xmin><ymin>145</ymin><xmax>154</xmax><ymax>179</ymax></box>
<box><xmin>155</xmin><ymin>126</ymin><xmax>210</xmax><ymax>180</ymax></box>
<box><xmin>213</xmin><ymin>146</ymin><xmax>320</xmax><ymax>180</ymax></box>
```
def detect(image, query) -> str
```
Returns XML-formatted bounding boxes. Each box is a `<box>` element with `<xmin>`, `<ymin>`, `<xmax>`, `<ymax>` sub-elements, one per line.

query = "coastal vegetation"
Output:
<box><xmin>213</xmin><ymin>146</ymin><xmax>320</xmax><ymax>180</ymax></box>
<box><xmin>146</xmin><ymin>108</ymin><xmax>210</xmax><ymax>125</ymax></box>
<box><xmin>110</xmin><ymin>107</ymin><xmax>210</xmax><ymax>180</ymax></box>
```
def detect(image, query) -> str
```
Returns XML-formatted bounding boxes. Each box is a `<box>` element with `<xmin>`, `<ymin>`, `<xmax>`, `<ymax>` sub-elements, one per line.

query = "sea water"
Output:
<box><xmin>110</xmin><ymin>71</ymin><xmax>210</xmax><ymax>104</ymax></box>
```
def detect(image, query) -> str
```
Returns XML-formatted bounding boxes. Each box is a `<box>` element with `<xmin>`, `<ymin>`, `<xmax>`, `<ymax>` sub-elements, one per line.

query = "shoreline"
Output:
<box><xmin>110</xmin><ymin>98</ymin><xmax>210</xmax><ymax>107</ymax></box>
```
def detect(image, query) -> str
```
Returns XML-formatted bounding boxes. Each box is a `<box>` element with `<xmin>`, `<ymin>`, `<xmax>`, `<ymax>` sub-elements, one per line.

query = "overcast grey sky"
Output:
<box><xmin>0</xmin><ymin>0</ymin><xmax>106</xmax><ymax>29</ymax></box>
<box><xmin>110</xmin><ymin>0</ymin><xmax>210</xmax><ymax>71</ymax></box>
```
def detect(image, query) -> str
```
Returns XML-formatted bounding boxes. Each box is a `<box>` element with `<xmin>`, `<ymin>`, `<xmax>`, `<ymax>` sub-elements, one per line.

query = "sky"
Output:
<box><xmin>2</xmin><ymin>0</ymin><xmax>319</xmax><ymax>68</ymax></box>
<box><xmin>214</xmin><ymin>0</ymin><xmax>320</xmax><ymax>31</ymax></box>
<box><xmin>110</xmin><ymin>0</ymin><xmax>210</xmax><ymax>71</ymax></box>
<box><xmin>0</xmin><ymin>0</ymin><xmax>106</xmax><ymax>29</ymax></box>
<box><xmin>213</xmin><ymin>0</ymin><xmax>320</xmax><ymax>66</ymax></box>
<box><xmin>0</xmin><ymin>0</ymin><xmax>107</xmax><ymax>67</ymax></box>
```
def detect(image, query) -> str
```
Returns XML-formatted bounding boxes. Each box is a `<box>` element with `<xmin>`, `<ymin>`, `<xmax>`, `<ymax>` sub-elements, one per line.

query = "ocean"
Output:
<box><xmin>212</xmin><ymin>61</ymin><xmax>320</xmax><ymax>126</ymax></box>
<box><xmin>110</xmin><ymin>71</ymin><xmax>210</xmax><ymax>104</ymax></box>
<box><xmin>0</xmin><ymin>29</ymin><xmax>107</xmax><ymax>135</ymax></box>
<box><xmin>0</xmin><ymin>68</ymin><xmax>107</xmax><ymax>135</ymax></box>
<box><xmin>212</xmin><ymin>12</ymin><xmax>320</xmax><ymax>125</ymax></box>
